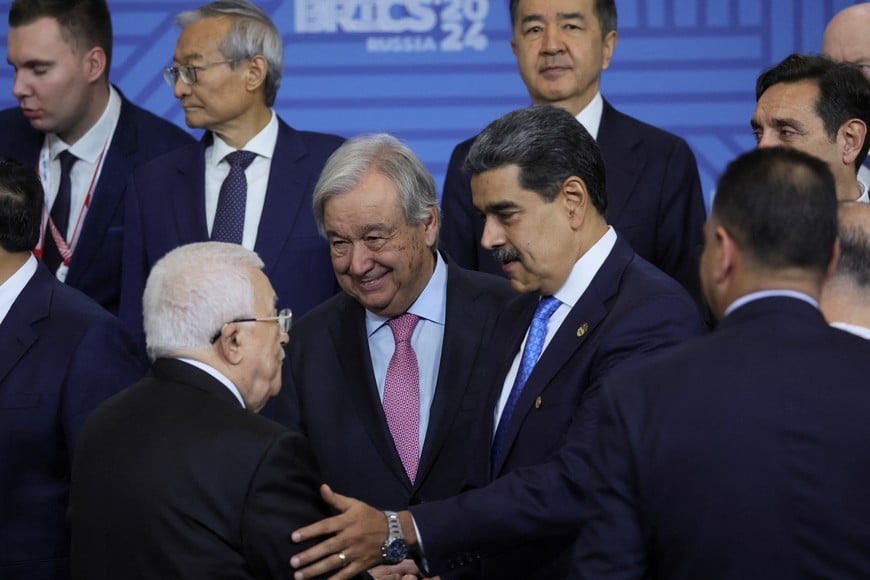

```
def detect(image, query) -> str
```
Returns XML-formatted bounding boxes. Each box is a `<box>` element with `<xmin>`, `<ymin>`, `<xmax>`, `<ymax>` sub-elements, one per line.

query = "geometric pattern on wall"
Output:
<box><xmin>0</xmin><ymin>0</ymin><xmax>862</xmax><ymax>208</ymax></box>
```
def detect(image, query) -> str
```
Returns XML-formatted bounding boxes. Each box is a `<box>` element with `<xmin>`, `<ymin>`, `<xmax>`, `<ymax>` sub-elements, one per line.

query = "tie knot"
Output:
<box><xmin>224</xmin><ymin>150</ymin><xmax>257</xmax><ymax>170</ymax></box>
<box><xmin>534</xmin><ymin>296</ymin><xmax>561</xmax><ymax>323</ymax></box>
<box><xmin>387</xmin><ymin>313</ymin><xmax>420</xmax><ymax>343</ymax></box>
<box><xmin>57</xmin><ymin>150</ymin><xmax>77</xmax><ymax>173</ymax></box>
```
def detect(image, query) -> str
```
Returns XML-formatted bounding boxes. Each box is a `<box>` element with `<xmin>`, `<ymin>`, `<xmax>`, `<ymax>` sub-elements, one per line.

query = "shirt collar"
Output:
<box><xmin>176</xmin><ymin>357</ymin><xmax>246</xmax><ymax>408</ymax></box>
<box><xmin>0</xmin><ymin>254</ymin><xmax>38</xmax><ymax>325</ymax></box>
<box><xmin>209</xmin><ymin>109</ymin><xmax>278</xmax><ymax>166</ymax></box>
<box><xmin>366</xmin><ymin>251</ymin><xmax>448</xmax><ymax>336</ymax></box>
<box><xmin>575</xmin><ymin>92</ymin><xmax>604</xmax><ymax>141</ymax></box>
<box><xmin>550</xmin><ymin>226</ymin><xmax>617</xmax><ymax>308</ymax></box>
<box><xmin>48</xmin><ymin>85</ymin><xmax>121</xmax><ymax>164</ymax></box>
<box><xmin>724</xmin><ymin>290</ymin><xmax>819</xmax><ymax>317</ymax></box>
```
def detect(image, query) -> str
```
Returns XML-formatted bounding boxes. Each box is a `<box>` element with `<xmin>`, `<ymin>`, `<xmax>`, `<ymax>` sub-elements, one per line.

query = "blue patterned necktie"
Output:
<box><xmin>211</xmin><ymin>150</ymin><xmax>256</xmax><ymax>244</ymax></box>
<box><xmin>491</xmin><ymin>295</ymin><xmax>561</xmax><ymax>470</ymax></box>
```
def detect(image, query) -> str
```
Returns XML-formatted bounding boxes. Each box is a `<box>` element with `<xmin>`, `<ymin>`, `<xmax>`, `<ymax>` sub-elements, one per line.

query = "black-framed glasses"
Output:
<box><xmin>162</xmin><ymin>59</ymin><xmax>239</xmax><ymax>87</ymax></box>
<box><xmin>209</xmin><ymin>308</ymin><xmax>292</xmax><ymax>344</ymax></box>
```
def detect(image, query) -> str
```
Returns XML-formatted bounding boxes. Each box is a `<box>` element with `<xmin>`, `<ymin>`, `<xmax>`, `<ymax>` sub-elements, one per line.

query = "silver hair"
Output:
<box><xmin>143</xmin><ymin>241</ymin><xmax>265</xmax><ymax>361</ymax></box>
<box><xmin>176</xmin><ymin>0</ymin><xmax>283</xmax><ymax>106</ymax></box>
<box><xmin>312</xmin><ymin>133</ymin><xmax>439</xmax><ymax>240</ymax></box>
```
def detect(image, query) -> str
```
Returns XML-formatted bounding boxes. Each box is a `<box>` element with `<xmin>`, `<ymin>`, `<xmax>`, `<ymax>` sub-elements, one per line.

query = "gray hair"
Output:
<box><xmin>176</xmin><ymin>0</ymin><xmax>282</xmax><ymax>106</ymax></box>
<box><xmin>143</xmin><ymin>242</ymin><xmax>264</xmax><ymax>361</ymax></box>
<box><xmin>833</xmin><ymin>203</ymin><xmax>870</xmax><ymax>288</ymax></box>
<box><xmin>312</xmin><ymin>133</ymin><xmax>439</xmax><ymax>239</ymax></box>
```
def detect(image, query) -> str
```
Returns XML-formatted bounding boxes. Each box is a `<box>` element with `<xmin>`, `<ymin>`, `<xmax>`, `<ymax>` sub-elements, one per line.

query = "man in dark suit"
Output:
<box><xmin>821</xmin><ymin>202</ymin><xmax>870</xmax><ymax>338</ymax></box>
<box><xmin>0</xmin><ymin>158</ymin><xmax>143</xmax><ymax>580</ymax></box>
<box><xmin>120</xmin><ymin>0</ymin><xmax>344</xmax><ymax>344</ymax></box>
<box><xmin>440</xmin><ymin>0</ymin><xmax>706</xmax><ymax>296</ymax></box>
<box><xmin>288</xmin><ymin>106</ymin><xmax>704</xmax><ymax>580</ymax></box>
<box><xmin>573</xmin><ymin>147</ymin><xmax>870</xmax><ymax>580</ymax></box>
<box><xmin>71</xmin><ymin>241</ymin><xmax>333</xmax><ymax>580</ymax></box>
<box><xmin>272</xmin><ymin>134</ymin><xmax>513</xmax><ymax>575</ymax></box>
<box><xmin>1</xmin><ymin>0</ymin><xmax>194</xmax><ymax>314</ymax></box>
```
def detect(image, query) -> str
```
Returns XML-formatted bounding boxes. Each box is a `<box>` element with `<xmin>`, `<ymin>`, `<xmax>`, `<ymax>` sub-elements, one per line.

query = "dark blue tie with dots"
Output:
<box><xmin>491</xmin><ymin>295</ymin><xmax>561</xmax><ymax>471</ymax></box>
<box><xmin>211</xmin><ymin>150</ymin><xmax>256</xmax><ymax>244</ymax></box>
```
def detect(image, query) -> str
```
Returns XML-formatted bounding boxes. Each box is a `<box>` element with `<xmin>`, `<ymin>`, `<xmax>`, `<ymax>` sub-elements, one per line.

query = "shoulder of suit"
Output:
<box><xmin>602</xmin><ymin>99</ymin><xmax>691</xmax><ymax>148</ymax></box>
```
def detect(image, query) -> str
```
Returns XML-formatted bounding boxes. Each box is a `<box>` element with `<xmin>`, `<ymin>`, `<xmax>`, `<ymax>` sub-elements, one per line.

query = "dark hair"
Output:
<box><xmin>9</xmin><ymin>0</ymin><xmax>113</xmax><ymax>73</ymax></box>
<box><xmin>509</xmin><ymin>0</ymin><xmax>617</xmax><ymax>36</ymax></box>
<box><xmin>0</xmin><ymin>158</ymin><xmax>44</xmax><ymax>253</ymax></box>
<box><xmin>464</xmin><ymin>105</ymin><xmax>607</xmax><ymax>215</ymax></box>
<box><xmin>756</xmin><ymin>53</ymin><xmax>870</xmax><ymax>171</ymax></box>
<box><xmin>834</xmin><ymin>205</ymin><xmax>870</xmax><ymax>288</ymax></box>
<box><xmin>712</xmin><ymin>147</ymin><xmax>837</xmax><ymax>273</ymax></box>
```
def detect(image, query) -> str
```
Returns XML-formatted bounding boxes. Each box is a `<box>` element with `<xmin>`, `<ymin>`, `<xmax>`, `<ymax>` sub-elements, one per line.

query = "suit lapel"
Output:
<box><xmin>492</xmin><ymin>239</ymin><xmax>632</xmax><ymax>474</ymax></box>
<box><xmin>254</xmin><ymin>119</ymin><xmax>309</xmax><ymax>277</ymax></box>
<box><xmin>0</xmin><ymin>266</ymin><xmax>51</xmax><ymax>385</ymax></box>
<box><xmin>172</xmin><ymin>141</ymin><xmax>209</xmax><ymax>244</ymax></box>
<box><xmin>329</xmin><ymin>298</ymin><xmax>413</xmax><ymax>486</ymax></box>
<box><xmin>597</xmin><ymin>100</ymin><xmax>642</xmax><ymax>224</ymax></box>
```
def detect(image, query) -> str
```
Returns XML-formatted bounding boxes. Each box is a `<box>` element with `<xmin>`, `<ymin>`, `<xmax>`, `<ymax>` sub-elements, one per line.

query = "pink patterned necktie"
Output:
<box><xmin>383</xmin><ymin>313</ymin><xmax>421</xmax><ymax>482</ymax></box>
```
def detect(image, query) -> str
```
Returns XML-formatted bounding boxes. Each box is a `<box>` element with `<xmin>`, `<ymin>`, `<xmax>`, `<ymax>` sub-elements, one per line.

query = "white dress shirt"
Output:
<box><xmin>0</xmin><ymin>254</ymin><xmax>38</xmax><ymax>325</ymax></box>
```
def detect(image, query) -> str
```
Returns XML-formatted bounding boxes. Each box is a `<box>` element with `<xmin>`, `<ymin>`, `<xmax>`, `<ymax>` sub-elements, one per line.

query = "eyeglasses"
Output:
<box><xmin>209</xmin><ymin>308</ymin><xmax>292</xmax><ymax>344</ymax></box>
<box><xmin>162</xmin><ymin>59</ymin><xmax>239</xmax><ymax>87</ymax></box>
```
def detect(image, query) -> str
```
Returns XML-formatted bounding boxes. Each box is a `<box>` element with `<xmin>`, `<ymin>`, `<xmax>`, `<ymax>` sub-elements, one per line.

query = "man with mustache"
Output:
<box><xmin>288</xmin><ymin>105</ymin><xmax>704</xmax><ymax>580</ymax></box>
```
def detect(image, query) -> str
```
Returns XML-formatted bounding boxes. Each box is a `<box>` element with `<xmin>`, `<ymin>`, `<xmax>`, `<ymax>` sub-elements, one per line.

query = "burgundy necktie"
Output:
<box><xmin>383</xmin><ymin>313</ymin><xmax>421</xmax><ymax>482</ymax></box>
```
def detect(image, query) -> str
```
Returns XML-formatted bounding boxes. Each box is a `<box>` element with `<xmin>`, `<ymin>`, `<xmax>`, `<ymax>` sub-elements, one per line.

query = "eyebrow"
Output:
<box><xmin>173</xmin><ymin>51</ymin><xmax>204</xmax><ymax>64</ymax></box>
<box><xmin>520</xmin><ymin>12</ymin><xmax>585</xmax><ymax>26</ymax></box>
<box><xmin>8</xmin><ymin>58</ymin><xmax>53</xmax><ymax>68</ymax></box>
<box><xmin>484</xmin><ymin>200</ymin><xmax>521</xmax><ymax>213</ymax></box>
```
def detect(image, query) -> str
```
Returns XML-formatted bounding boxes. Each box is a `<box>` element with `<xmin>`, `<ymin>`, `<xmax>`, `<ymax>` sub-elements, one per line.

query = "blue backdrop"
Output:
<box><xmin>0</xmin><ymin>0</ymin><xmax>861</xmax><ymax>207</ymax></box>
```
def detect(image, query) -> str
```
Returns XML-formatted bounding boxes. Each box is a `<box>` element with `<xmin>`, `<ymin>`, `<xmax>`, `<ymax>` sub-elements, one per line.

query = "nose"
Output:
<box><xmin>755</xmin><ymin>131</ymin><xmax>776</xmax><ymax>149</ymax></box>
<box><xmin>479</xmin><ymin>216</ymin><xmax>505</xmax><ymax>250</ymax></box>
<box><xmin>279</xmin><ymin>329</ymin><xmax>289</xmax><ymax>347</ymax></box>
<box><xmin>542</xmin><ymin>25</ymin><xmax>564</xmax><ymax>54</ymax></box>
<box><xmin>173</xmin><ymin>76</ymin><xmax>191</xmax><ymax>99</ymax></box>
<box><xmin>348</xmin><ymin>242</ymin><xmax>376</xmax><ymax>276</ymax></box>
<box><xmin>11</xmin><ymin>70</ymin><xmax>30</xmax><ymax>100</ymax></box>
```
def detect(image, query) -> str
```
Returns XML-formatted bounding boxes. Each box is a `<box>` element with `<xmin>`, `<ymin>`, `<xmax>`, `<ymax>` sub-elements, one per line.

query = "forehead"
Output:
<box><xmin>754</xmin><ymin>80</ymin><xmax>822</xmax><ymax>124</ymax></box>
<box><xmin>323</xmin><ymin>171</ymin><xmax>406</xmax><ymax>228</ymax></box>
<box><xmin>174</xmin><ymin>16</ymin><xmax>230</xmax><ymax>62</ymax></box>
<box><xmin>249</xmin><ymin>268</ymin><xmax>276</xmax><ymax>308</ymax></box>
<box><xmin>7</xmin><ymin>16</ymin><xmax>74</xmax><ymax>59</ymax></box>
<box><xmin>471</xmin><ymin>164</ymin><xmax>537</xmax><ymax>208</ymax></box>
<box><xmin>515</xmin><ymin>0</ymin><xmax>595</xmax><ymax>21</ymax></box>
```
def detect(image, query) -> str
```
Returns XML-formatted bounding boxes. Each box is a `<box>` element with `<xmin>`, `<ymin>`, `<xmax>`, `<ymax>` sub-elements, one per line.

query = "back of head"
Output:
<box><xmin>713</xmin><ymin>146</ymin><xmax>837</xmax><ymax>275</ymax></box>
<box><xmin>464</xmin><ymin>105</ymin><xmax>607</xmax><ymax>215</ymax></box>
<box><xmin>143</xmin><ymin>242</ymin><xmax>264</xmax><ymax>361</ymax></box>
<box><xmin>0</xmin><ymin>157</ymin><xmax>44</xmax><ymax>253</ymax></box>
<box><xmin>176</xmin><ymin>0</ymin><xmax>282</xmax><ymax>106</ymax></box>
<box><xmin>756</xmin><ymin>53</ymin><xmax>870</xmax><ymax>170</ymax></box>
<box><xmin>822</xmin><ymin>2</ymin><xmax>870</xmax><ymax>77</ymax></box>
<box><xmin>312</xmin><ymin>133</ymin><xmax>438</xmax><ymax>235</ymax></box>
<box><xmin>509</xmin><ymin>0</ymin><xmax>618</xmax><ymax>37</ymax></box>
<box><xmin>832</xmin><ymin>202</ymin><xmax>870</xmax><ymax>289</ymax></box>
<box><xmin>9</xmin><ymin>0</ymin><xmax>113</xmax><ymax>73</ymax></box>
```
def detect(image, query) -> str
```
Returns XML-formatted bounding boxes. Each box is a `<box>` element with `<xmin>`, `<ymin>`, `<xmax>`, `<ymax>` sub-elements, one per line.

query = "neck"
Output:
<box><xmin>837</xmin><ymin>176</ymin><xmax>863</xmax><ymax>202</ymax></box>
<box><xmin>820</xmin><ymin>280</ymin><xmax>870</xmax><ymax>328</ymax></box>
<box><xmin>58</xmin><ymin>82</ymin><xmax>110</xmax><ymax>145</ymax></box>
<box><xmin>0</xmin><ymin>251</ymin><xmax>30</xmax><ymax>285</ymax></box>
<box><xmin>726</xmin><ymin>268</ymin><xmax>824</xmax><ymax>309</ymax></box>
<box><xmin>211</xmin><ymin>105</ymin><xmax>272</xmax><ymax>150</ymax></box>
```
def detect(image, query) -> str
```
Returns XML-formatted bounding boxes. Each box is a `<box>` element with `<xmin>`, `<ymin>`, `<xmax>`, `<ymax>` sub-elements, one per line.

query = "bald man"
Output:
<box><xmin>821</xmin><ymin>202</ymin><xmax>870</xmax><ymax>339</ymax></box>
<box><xmin>823</xmin><ymin>2</ymin><xmax>870</xmax><ymax>194</ymax></box>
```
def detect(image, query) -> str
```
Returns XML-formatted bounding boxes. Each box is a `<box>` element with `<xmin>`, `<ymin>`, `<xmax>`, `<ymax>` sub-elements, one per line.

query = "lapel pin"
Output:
<box><xmin>535</xmin><ymin>396</ymin><xmax>543</xmax><ymax>409</ymax></box>
<box><xmin>577</xmin><ymin>322</ymin><xmax>589</xmax><ymax>337</ymax></box>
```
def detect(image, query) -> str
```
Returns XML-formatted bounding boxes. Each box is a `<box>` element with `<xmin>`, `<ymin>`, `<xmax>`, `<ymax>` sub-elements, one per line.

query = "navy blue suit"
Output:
<box><xmin>70</xmin><ymin>359</ymin><xmax>333</xmax><ymax>580</ymax></box>
<box><xmin>574</xmin><ymin>297</ymin><xmax>870</xmax><ymax>580</ymax></box>
<box><xmin>410</xmin><ymin>237</ymin><xmax>705</xmax><ymax>579</ymax></box>
<box><xmin>0</xmin><ymin>92</ymin><xmax>194</xmax><ymax>314</ymax></box>
<box><xmin>120</xmin><ymin>117</ymin><xmax>344</xmax><ymax>343</ymax></box>
<box><xmin>440</xmin><ymin>100</ymin><xmax>706</xmax><ymax>295</ymax></box>
<box><xmin>0</xmin><ymin>261</ymin><xmax>145</xmax><ymax>580</ymax></box>
<box><xmin>274</xmin><ymin>256</ymin><xmax>514</xmax><ymax>513</ymax></box>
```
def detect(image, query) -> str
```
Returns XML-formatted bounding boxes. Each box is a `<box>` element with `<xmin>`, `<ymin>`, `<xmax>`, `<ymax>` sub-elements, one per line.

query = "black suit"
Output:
<box><xmin>70</xmin><ymin>359</ymin><xmax>332</xmax><ymax>580</ymax></box>
<box><xmin>274</xmin><ymin>257</ymin><xmax>514</xmax><ymax>512</ymax></box>
<box><xmin>574</xmin><ymin>297</ymin><xmax>870</xmax><ymax>579</ymax></box>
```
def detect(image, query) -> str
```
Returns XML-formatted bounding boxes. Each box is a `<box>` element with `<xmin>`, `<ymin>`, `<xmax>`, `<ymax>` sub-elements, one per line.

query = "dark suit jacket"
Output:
<box><xmin>120</xmin><ymin>117</ymin><xmax>344</xmax><ymax>345</ymax></box>
<box><xmin>410</xmin><ymin>238</ymin><xmax>706</xmax><ymax>579</ymax></box>
<box><xmin>439</xmin><ymin>100</ymin><xmax>706</xmax><ymax>296</ymax></box>
<box><xmin>70</xmin><ymin>358</ymin><xmax>333</xmax><ymax>580</ymax></box>
<box><xmin>574</xmin><ymin>297</ymin><xmax>870</xmax><ymax>580</ymax></box>
<box><xmin>0</xmin><ymin>92</ymin><xmax>194</xmax><ymax>314</ymax></box>
<box><xmin>273</xmin><ymin>256</ymin><xmax>514</xmax><ymax>513</ymax></box>
<box><xmin>0</xmin><ymin>261</ymin><xmax>144</xmax><ymax>580</ymax></box>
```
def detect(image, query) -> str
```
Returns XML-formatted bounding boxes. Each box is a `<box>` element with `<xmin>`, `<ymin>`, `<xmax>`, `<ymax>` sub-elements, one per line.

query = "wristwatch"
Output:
<box><xmin>380</xmin><ymin>510</ymin><xmax>408</xmax><ymax>564</ymax></box>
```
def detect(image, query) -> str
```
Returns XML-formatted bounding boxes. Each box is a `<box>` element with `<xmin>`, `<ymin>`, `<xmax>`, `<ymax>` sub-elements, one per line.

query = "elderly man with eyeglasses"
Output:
<box><xmin>70</xmin><ymin>241</ymin><xmax>344</xmax><ymax>580</ymax></box>
<box><xmin>119</xmin><ymin>0</ymin><xmax>345</xmax><ymax>359</ymax></box>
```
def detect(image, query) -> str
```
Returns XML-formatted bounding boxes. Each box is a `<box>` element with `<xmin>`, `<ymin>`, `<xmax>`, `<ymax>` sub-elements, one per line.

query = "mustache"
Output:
<box><xmin>492</xmin><ymin>247</ymin><xmax>522</xmax><ymax>263</ymax></box>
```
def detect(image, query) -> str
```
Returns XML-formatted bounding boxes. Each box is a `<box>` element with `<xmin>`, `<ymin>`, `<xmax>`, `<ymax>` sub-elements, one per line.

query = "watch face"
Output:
<box><xmin>382</xmin><ymin>538</ymin><xmax>408</xmax><ymax>564</ymax></box>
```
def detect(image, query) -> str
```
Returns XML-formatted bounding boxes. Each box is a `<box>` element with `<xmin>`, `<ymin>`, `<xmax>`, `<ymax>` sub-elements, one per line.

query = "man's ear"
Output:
<box><xmin>83</xmin><ymin>46</ymin><xmax>107</xmax><ymax>84</ymax></box>
<box><xmin>840</xmin><ymin>118</ymin><xmax>867</xmax><ymax>167</ymax></box>
<box><xmin>215</xmin><ymin>323</ymin><xmax>244</xmax><ymax>366</ymax></box>
<box><xmin>562</xmin><ymin>176</ymin><xmax>590</xmax><ymax>228</ymax></box>
<box><xmin>714</xmin><ymin>225</ymin><xmax>738</xmax><ymax>285</ymax></box>
<box><xmin>245</xmin><ymin>55</ymin><xmax>268</xmax><ymax>93</ymax></box>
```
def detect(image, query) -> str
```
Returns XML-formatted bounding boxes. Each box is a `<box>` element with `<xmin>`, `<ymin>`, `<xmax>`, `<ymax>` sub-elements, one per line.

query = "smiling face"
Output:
<box><xmin>323</xmin><ymin>170</ymin><xmax>438</xmax><ymax>318</ymax></box>
<box><xmin>471</xmin><ymin>164</ymin><xmax>577</xmax><ymax>295</ymax></box>
<box><xmin>511</xmin><ymin>0</ymin><xmax>616</xmax><ymax>115</ymax></box>
<box><xmin>7</xmin><ymin>17</ymin><xmax>102</xmax><ymax>144</ymax></box>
